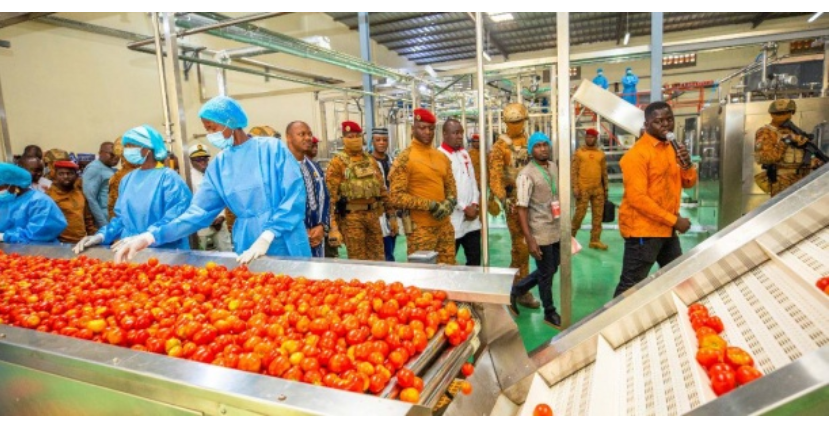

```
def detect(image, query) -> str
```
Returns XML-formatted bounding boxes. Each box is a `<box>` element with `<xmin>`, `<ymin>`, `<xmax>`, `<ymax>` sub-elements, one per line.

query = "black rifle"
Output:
<box><xmin>780</xmin><ymin>120</ymin><xmax>829</xmax><ymax>165</ymax></box>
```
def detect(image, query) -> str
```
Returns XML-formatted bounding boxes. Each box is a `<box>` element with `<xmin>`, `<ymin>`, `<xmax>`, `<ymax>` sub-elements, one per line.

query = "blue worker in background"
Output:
<box><xmin>111</xmin><ymin>95</ymin><xmax>311</xmax><ymax>263</ymax></box>
<box><xmin>621</xmin><ymin>67</ymin><xmax>639</xmax><ymax>105</ymax></box>
<box><xmin>593</xmin><ymin>68</ymin><xmax>609</xmax><ymax>90</ymax></box>
<box><xmin>73</xmin><ymin>125</ymin><xmax>193</xmax><ymax>254</ymax></box>
<box><xmin>0</xmin><ymin>162</ymin><xmax>67</xmax><ymax>244</ymax></box>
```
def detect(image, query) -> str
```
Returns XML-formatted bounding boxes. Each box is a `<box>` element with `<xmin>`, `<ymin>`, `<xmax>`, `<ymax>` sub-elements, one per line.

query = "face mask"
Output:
<box><xmin>124</xmin><ymin>147</ymin><xmax>147</xmax><ymax>165</ymax></box>
<box><xmin>207</xmin><ymin>127</ymin><xmax>234</xmax><ymax>150</ymax></box>
<box><xmin>343</xmin><ymin>136</ymin><xmax>364</xmax><ymax>154</ymax></box>
<box><xmin>0</xmin><ymin>189</ymin><xmax>15</xmax><ymax>204</ymax></box>
<box><xmin>506</xmin><ymin>121</ymin><xmax>525</xmax><ymax>138</ymax></box>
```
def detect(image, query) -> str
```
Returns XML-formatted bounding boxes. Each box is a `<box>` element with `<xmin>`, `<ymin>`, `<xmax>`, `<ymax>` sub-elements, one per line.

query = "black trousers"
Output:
<box><xmin>613</xmin><ymin>235</ymin><xmax>682</xmax><ymax>297</ymax></box>
<box><xmin>511</xmin><ymin>243</ymin><xmax>560</xmax><ymax>315</ymax></box>
<box><xmin>455</xmin><ymin>230</ymin><xmax>482</xmax><ymax>266</ymax></box>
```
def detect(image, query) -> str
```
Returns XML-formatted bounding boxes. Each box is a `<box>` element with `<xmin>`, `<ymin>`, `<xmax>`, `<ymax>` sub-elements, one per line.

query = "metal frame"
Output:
<box><xmin>0</xmin><ymin>72</ymin><xmax>11</xmax><ymax>163</ymax></box>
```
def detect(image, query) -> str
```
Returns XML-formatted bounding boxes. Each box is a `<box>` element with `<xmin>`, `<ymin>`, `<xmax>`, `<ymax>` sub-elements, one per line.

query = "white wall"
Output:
<box><xmin>0</xmin><ymin>12</ymin><xmax>417</xmax><ymax>158</ymax></box>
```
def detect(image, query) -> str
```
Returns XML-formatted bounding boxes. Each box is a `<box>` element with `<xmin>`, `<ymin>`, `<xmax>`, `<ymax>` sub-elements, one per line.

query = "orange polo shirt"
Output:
<box><xmin>619</xmin><ymin>133</ymin><xmax>697</xmax><ymax>238</ymax></box>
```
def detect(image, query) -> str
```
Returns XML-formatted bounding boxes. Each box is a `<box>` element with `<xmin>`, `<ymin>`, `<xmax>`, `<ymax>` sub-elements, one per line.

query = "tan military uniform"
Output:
<box><xmin>571</xmin><ymin>145</ymin><xmax>608</xmax><ymax>244</ymax></box>
<box><xmin>389</xmin><ymin>141</ymin><xmax>457</xmax><ymax>265</ymax></box>
<box><xmin>326</xmin><ymin>152</ymin><xmax>387</xmax><ymax>261</ymax></box>
<box><xmin>754</xmin><ymin>124</ymin><xmax>812</xmax><ymax>196</ymax></box>
<box><xmin>489</xmin><ymin>132</ymin><xmax>531</xmax><ymax>282</ymax></box>
<box><xmin>47</xmin><ymin>185</ymin><xmax>97</xmax><ymax>244</ymax></box>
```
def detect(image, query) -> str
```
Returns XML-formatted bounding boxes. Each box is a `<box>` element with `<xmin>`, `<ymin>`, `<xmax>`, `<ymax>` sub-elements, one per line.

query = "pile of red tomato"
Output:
<box><xmin>688</xmin><ymin>303</ymin><xmax>763</xmax><ymax>396</ymax></box>
<box><xmin>816</xmin><ymin>276</ymin><xmax>829</xmax><ymax>296</ymax></box>
<box><xmin>0</xmin><ymin>252</ymin><xmax>475</xmax><ymax>403</ymax></box>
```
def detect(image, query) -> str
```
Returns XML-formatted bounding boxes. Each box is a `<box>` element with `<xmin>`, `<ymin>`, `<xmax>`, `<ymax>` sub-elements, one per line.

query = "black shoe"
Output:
<box><xmin>508</xmin><ymin>293</ymin><xmax>520</xmax><ymax>317</ymax></box>
<box><xmin>543</xmin><ymin>311</ymin><xmax>562</xmax><ymax>329</ymax></box>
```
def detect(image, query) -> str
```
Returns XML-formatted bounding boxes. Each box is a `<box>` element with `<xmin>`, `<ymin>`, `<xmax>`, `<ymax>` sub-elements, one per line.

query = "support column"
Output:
<box><xmin>161</xmin><ymin>12</ymin><xmax>192</xmax><ymax>189</ymax></box>
<box><xmin>650</xmin><ymin>12</ymin><xmax>664</xmax><ymax>102</ymax></box>
<box><xmin>358</xmin><ymin>12</ymin><xmax>375</xmax><ymax>132</ymax></box>
<box><xmin>0</xmin><ymin>74</ymin><xmax>11</xmax><ymax>163</ymax></box>
<box><xmin>556</xmin><ymin>12</ymin><xmax>573</xmax><ymax>329</ymax></box>
<box><xmin>475</xmin><ymin>12</ymin><xmax>489</xmax><ymax>267</ymax></box>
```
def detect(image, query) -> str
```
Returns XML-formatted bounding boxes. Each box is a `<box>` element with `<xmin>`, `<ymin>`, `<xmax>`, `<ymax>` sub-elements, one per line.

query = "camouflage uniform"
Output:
<box><xmin>326</xmin><ymin>152</ymin><xmax>387</xmax><ymax>261</ymax></box>
<box><xmin>754</xmin><ymin>100</ymin><xmax>819</xmax><ymax>197</ymax></box>
<box><xmin>489</xmin><ymin>104</ymin><xmax>531</xmax><ymax>283</ymax></box>
<box><xmin>107</xmin><ymin>138</ymin><xmax>138</xmax><ymax>219</ymax></box>
<box><xmin>389</xmin><ymin>141</ymin><xmax>458</xmax><ymax>265</ymax></box>
<box><xmin>571</xmin><ymin>145</ymin><xmax>608</xmax><ymax>248</ymax></box>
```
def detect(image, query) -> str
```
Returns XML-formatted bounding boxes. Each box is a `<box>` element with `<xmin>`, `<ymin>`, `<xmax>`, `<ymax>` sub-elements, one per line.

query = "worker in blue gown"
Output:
<box><xmin>0</xmin><ymin>162</ymin><xmax>67</xmax><ymax>244</ymax></box>
<box><xmin>112</xmin><ymin>95</ymin><xmax>311</xmax><ymax>264</ymax></box>
<box><xmin>593</xmin><ymin>68</ymin><xmax>609</xmax><ymax>90</ymax></box>
<box><xmin>72</xmin><ymin>125</ymin><xmax>192</xmax><ymax>254</ymax></box>
<box><xmin>621</xmin><ymin>67</ymin><xmax>639</xmax><ymax>105</ymax></box>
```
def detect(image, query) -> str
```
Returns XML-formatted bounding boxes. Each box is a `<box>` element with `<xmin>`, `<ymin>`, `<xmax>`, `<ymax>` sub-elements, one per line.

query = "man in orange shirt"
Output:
<box><xmin>614</xmin><ymin>102</ymin><xmax>696</xmax><ymax>298</ymax></box>
<box><xmin>46</xmin><ymin>161</ymin><xmax>97</xmax><ymax>244</ymax></box>
<box><xmin>389</xmin><ymin>108</ymin><xmax>457</xmax><ymax>264</ymax></box>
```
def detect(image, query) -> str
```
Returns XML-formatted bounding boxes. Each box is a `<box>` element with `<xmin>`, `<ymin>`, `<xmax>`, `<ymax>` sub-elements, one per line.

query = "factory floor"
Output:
<box><xmin>346</xmin><ymin>181</ymin><xmax>723</xmax><ymax>353</ymax></box>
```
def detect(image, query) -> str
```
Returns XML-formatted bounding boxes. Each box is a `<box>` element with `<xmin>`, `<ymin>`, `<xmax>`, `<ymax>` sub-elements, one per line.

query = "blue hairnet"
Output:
<box><xmin>122</xmin><ymin>125</ymin><xmax>168</xmax><ymax>161</ymax></box>
<box><xmin>527</xmin><ymin>132</ymin><xmax>551</xmax><ymax>153</ymax></box>
<box><xmin>626</xmin><ymin>67</ymin><xmax>633</xmax><ymax>73</ymax></box>
<box><xmin>199</xmin><ymin>96</ymin><xmax>248</xmax><ymax>130</ymax></box>
<box><xmin>0</xmin><ymin>163</ymin><xmax>33</xmax><ymax>188</ymax></box>
<box><xmin>597</xmin><ymin>68</ymin><xmax>604</xmax><ymax>73</ymax></box>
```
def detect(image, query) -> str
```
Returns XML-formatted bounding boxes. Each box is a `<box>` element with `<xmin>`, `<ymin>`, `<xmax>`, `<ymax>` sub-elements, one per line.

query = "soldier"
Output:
<box><xmin>467</xmin><ymin>134</ymin><xmax>482</xmax><ymax>190</ymax></box>
<box><xmin>389</xmin><ymin>108</ymin><xmax>458</xmax><ymax>265</ymax></box>
<box><xmin>326</xmin><ymin>121</ymin><xmax>389</xmax><ymax>261</ymax></box>
<box><xmin>489</xmin><ymin>103</ymin><xmax>539</xmax><ymax>308</ymax></box>
<box><xmin>572</xmin><ymin>128</ymin><xmax>609</xmax><ymax>250</ymax></box>
<box><xmin>754</xmin><ymin>99</ymin><xmax>825</xmax><ymax>197</ymax></box>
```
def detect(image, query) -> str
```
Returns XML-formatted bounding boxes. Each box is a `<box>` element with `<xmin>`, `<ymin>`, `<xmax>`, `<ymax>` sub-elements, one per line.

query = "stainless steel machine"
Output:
<box><xmin>698</xmin><ymin>96</ymin><xmax>829</xmax><ymax>229</ymax></box>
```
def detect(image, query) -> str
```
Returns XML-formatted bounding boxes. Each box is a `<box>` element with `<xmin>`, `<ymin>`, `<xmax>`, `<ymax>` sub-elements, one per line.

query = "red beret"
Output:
<box><xmin>471</xmin><ymin>134</ymin><xmax>480</xmax><ymax>141</ymax></box>
<box><xmin>311</xmin><ymin>136</ymin><xmax>319</xmax><ymax>144</ymax></box>
<box><xmin>585</xmin><ymin>128</ymin><xmax>599</xmax><ymax>136</ymax></box>
<box><xmin>413</xmin><ymin>108</ymin><xmax>436</xmax><ymax>124</ymax></box>
<box><xmin>54</xmin><ymin>160</ymin><xmax>79</xmax><ymax>170</ymax></box>
<box><xmin>342</xmin><ymin>121</ymin><xmax>362</xmax><ymax>134</ymax></box>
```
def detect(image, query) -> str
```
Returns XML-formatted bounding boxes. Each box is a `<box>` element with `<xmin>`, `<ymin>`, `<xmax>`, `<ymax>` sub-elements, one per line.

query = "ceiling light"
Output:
<box><xmin>487</xmin><ymin>13</ymin><xmax>514</xmax><ymax>23</ymax></box>
<box><xmin>482</xmin><ymin>51</ymin><xmax>492</xmax><ymax>62</ymax></box>
<box><xmin>808</xmin><ymin>12</ymin><xmax>823</xmax><ymax>23</ymax></box>
<box><xmin>623</xmin><ymin>32</ymin><xmax>630</xmax><ymax>46</ymax></box>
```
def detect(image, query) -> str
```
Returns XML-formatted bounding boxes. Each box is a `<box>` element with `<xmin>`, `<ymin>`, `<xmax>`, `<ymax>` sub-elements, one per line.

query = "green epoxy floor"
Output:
<box><xmin>345</xmin><ymin>182</ymin><xmax>718</xmax><ymax>353</ymax></box>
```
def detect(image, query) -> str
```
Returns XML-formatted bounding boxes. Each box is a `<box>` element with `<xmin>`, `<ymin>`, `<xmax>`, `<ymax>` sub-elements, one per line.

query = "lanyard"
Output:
<box><xmin>532</xmin><ymin>160</ymin><xmax>556</xmax><ymax>196</ymax></box>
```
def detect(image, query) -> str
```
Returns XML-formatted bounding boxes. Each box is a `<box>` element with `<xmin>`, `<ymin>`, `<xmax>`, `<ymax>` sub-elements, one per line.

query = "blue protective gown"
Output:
<box><xmin>0</xmin><ymin>190</ymin><xmax>67</xmax><ymax>244</ymax></box>
<box><xmin>593</xmin><ymin>74</ymin><xmax>609</xmax><ymax>90</ymax></box>
<box><xmin>622</xmin><ymin>74</ymin><xmax>639</xmax><ymax>105</ymax></box>
<box><xmin>149</xmin><ymin>137</ymin><xmax>311</xmax><ymax>258</ymax></box>
<box><xmin>98</xmin><ymin>167</ymin><xmax>192</xmax><ymax>250</ymax></box>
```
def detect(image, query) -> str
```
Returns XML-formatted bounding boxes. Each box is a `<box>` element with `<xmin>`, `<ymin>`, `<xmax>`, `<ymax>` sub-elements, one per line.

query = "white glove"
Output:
<box><xmin>113</xmin><ymin>232</ymin><xmax>155</xmax><ymax>264</ymax></box>
<box><xmin>237</xmin><ymin>230</ymin><xmax>275</xmax><ymax>265</ymax></box>
<box><xmin>73</xmin><ymin>233</ymin><xmax>104</xmax><ymax>255</ymax></box>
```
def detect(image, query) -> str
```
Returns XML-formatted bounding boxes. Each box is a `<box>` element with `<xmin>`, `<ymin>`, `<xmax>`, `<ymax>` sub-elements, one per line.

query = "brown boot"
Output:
<box><xmin>516</xmin><ymin>292</ymin><xmax>541</xmax><ymax>309</ymax></box>
<box><xmin>589</xmin><ymin>241</ymin><xmax>608</xmax><ymax>250</ymax></box>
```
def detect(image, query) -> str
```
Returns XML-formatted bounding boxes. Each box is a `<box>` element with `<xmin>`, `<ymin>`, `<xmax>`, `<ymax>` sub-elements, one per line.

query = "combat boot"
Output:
<box><xmin>516</xmin><ymin>292</ymin><xmax>540</xmax><ymax>309</ymax></box>
<box><xmin>589</xmin><ymin>241</ymin><xmax>608</xmax><ymax>250</ymax></box>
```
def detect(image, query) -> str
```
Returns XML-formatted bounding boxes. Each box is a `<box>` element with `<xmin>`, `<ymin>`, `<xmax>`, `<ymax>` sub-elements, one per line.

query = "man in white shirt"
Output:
<box><xmin>188</xmin><ymin>143</ymin><xmax>232</xmax><ymax>252</ymax></box>
<box><xmin>438</xmin><ymin>119</ymin><xmax>481</xmax><ymax>266</ymax></box>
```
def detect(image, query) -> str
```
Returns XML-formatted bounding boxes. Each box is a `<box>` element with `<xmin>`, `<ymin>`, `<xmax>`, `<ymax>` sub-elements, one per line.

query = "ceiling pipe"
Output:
<box><xmin>127</xmin><ymin>12</ymin><xmax>289</xmax><ymax>49</ymax></box>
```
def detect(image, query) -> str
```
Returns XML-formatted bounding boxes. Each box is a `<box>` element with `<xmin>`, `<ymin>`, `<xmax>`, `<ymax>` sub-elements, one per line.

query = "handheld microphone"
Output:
<box><xmin>666</xmin><ymin>132</ymin><xmax>690</xmax><ymax>169</ymax></box>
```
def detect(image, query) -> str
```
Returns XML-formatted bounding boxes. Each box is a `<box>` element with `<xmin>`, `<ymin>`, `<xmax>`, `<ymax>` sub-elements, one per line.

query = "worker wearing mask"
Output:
<box><xmin>0</xmin><ymin>162</ymin><xmax>67</xmax><ymax>244</ymax></box>
<box><xmin>326</xmin><ymin>121</ymin><xmax>389</xmax><ymax>261</ymax></box>
<box><xmin>621</xmin><ymin>67</ymin><xmax>639</xmax><ymax>105</ymax></box>
<box><xmin>109</xmin><ymin>95</ymin><xmax>310</xmax><ymax>263</ymax></box>
<box><xmin>572</xmin><ymin>128</ymin><xmax>609</xmax><ymax>250</ymax></box>
<box><xmin>593</xmin><ymin>68</ymin><xmax>609</xmax><ymax>90</ymax></box>
<box><xmin>73</xmin><ymin>125</ymin><xmax>193</xmax><ymax>254</ymax></box>
<box><xmin>489</xmin><ymin>103</ymin><xmax>539</xmax><ymax>308</ymax></box>
<box><xmin>388</xmin><ymin>108</ymin><xmax>458</xmax><ymax>265</ymax></box>
<box><xmin>47</xmin><ymin>161</ymin><xmax>97</xmax><ymax>244</ymax></box>
<box><xmin>108</xmin><ymin>137</ymin><xmax>139</xmax><ymax>220</ymax></box>
<box><xmin>754</xmin><ymin>99</ymin><xmax>825</xmax><ymax>197</ymax></box>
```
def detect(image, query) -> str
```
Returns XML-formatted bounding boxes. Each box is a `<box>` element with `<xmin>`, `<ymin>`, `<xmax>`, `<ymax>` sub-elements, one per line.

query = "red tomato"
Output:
<box><xmin>237</xmin><ymin>353</ymin><xmax>262</xmax><ymax>373</ymax></box>
<box><xmin>710</xmin><ymin>369</ymin><xmax>737</xmax><ymax>396</ymax></box>
<box><xmin>533</xmin><ymin>404</ymin><xmax>554</xmax><ymax>416</ymax></box>
<box><xmin>816</xmin><ymin>276</ymin><xmax>829</xmax><ymax>291</ymax></box>
<box><xmin>696</xmin><ymin>347</ymin><xmax>724</xmax><ymax>370</ymax></box>
<box><xmin>708</xmin><ymin>362</ymin><xmax>734</xmax><ymax>378</ymax></box>
<box><xmin>460</xmin><ymin>381</ymin><xmax>472</xmax><ymax>395</ymax></box>
<box><xmin>724</xmin><ymin>347</ymin><xmax>754</xmax><ymax>369</ymax></box>
<box><xmin>695</xmin><ymin>326</ymin><xmax>717</xmax><ymax>341</ymax></box>
<box><xmin>461</xmin><ymin>362</ymin><xmax>475</xmax><ymax>377</ymax></box>
<box><xmin>397</xmin><ymin>368</ymin><xmax>415</xmax><ymax>388</ymax></box>
<box><xmin>735</xmin><ymin>365</ymin><xmax>763</xmax><ymax>386</ymax></box>
<box><xmin>699</xmin><ymin>334</ymin><xmax>727</xmax><ymax>352</ymax></box>
<box><xmin>704</xmin><ymin>316</ymin><xmax>725</xmax><ymax>334</ymax></box>
<box><xmin>399</xmin><ymin>388</ymin><xmax>420</xmax><ymax>404</ymax></box>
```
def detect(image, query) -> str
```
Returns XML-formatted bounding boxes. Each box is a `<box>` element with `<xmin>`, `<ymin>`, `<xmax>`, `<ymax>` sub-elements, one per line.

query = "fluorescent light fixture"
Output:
<box><xmin>482</xmin><ymin>51</ymin><xmax>492</xmax><ymax>62</ymax></box>
<box><xmin>623</xmin><ymin>32</ymin><xmax>630</xmax><ymax>46</ymax></box>
<box><xmin>425</xmin><ymin>65</ymin><xmax>437</xmax><ymax>78</ymax></box>
<box><xmin>487</xmin><ymin>12</ymin><xmax>514</xmax><ymax>22</ymax></box>
<box><xmin>808</xmin><ymin>12</ymin><xmax>823</xmax><ymax>23</ymax></box>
